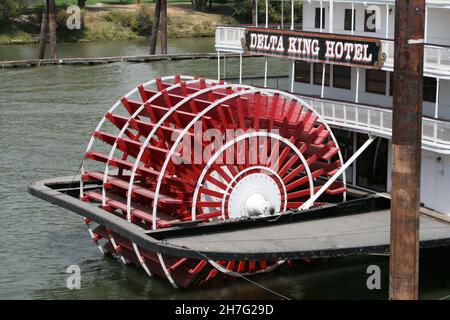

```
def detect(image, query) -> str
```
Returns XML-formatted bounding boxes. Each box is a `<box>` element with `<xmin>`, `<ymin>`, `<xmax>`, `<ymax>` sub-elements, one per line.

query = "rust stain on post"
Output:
<box><xmin>390</xmin><ymin>0</ymin><xmax>425</xmax><ymax>300</ymax></box>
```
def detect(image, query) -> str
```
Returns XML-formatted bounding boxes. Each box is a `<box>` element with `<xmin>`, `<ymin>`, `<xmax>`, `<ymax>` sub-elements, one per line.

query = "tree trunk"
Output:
<box><xmin>160</xmin><ymin>0</ymin><xmax>167</xmax><ymax>55</ymax></box>
<box><xmin>149</xmin><ymin>0</ymin><xmax>161</xmax><ymax>55</ymax></box>
<box><xmin>37</xmin><ymin>1</ymin><xmax>49</xmax><ymax>59</ymax></box>
<box><xmin>48</xmin><ymin>0</ymin><xmax>57</xmax><ymax>60</ymax></box>
<box><xmin>77</xmin><ymin>0</ymin><xmax>87</xmax><ymax>9</ymax></box>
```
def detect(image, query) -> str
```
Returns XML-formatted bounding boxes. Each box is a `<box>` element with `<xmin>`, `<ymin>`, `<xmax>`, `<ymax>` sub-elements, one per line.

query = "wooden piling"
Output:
<box><xmin>390</xmin><ymin>0</ymin><xmax>425</xmax><ymax>300</ymax></box>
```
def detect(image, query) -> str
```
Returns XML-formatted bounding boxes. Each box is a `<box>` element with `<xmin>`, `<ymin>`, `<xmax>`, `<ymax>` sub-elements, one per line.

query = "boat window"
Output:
<box><xmin>390</xmin><ymin>72</ymin><xmax>394</xmax><ymax>96</ymax></box>
<box><xmin>315</xmin><ymin>7</ymin><xmax>326</xmax><ymax>29</ymax></box>
<box><xmin>364</xmin><ymin>10</ymin><xmax>376</xmax><ymax>32</ymax></box>
<box><xmin>390</xmin><ymin>73</ymin><xmax>437</xmax><ymax>103</ymax></box>
<box><xmin>344</xmin><ymin>9</ymin><xmax>356</xmax><ymax>31</ymax></box>
<box><xmin>366</xmin><ymin>69</ymin><xmax>387</xmax><ymax>95</ymax></box>
<box><xmin>313</xmin><ymin>63</ymin><xmax>330</xmax><ymax>86</ymax></box>
<box><xmin>295</xmin><ymin>61</ymin><xmax>311</xmax><ymax>84</ymax></box>
<box><xmin>333</xmin><ymin>65</ymin><xmax>351</xmax><ymax>89</ymax></box>
<box><xmin>423</xmin><ymin>77</ymin><xmax>437</xmax><ymax>102</ymax></box>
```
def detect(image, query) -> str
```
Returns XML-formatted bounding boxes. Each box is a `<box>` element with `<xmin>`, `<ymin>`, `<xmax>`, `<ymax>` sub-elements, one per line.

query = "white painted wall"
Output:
<box><xmin>386</xmin><ymin>146</ymin><xmax>450</xmax><ymax>215</ymax></box>
<box><xmin>420</xmin><ymin>151</ymin><xmax>450</xmax><ymax>214</ymax></box>
<box><xmin>302</xmin><ymin>2</ymin><xmax>450</xmax><ymax>45</ymax></box>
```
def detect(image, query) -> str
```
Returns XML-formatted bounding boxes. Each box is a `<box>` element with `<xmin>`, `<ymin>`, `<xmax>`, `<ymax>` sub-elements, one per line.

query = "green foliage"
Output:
<box><xmin>232</xmin><ymin>0</ymin><xmax>302</xmax><ymax>24</ymax></box>
<box><xmin>131</xmin><ymin>4</ymin><xmax>153</xmax><ymax>35</ymax></box>
<box><xmin>0</xmin><ymin>0</ymin><xmax>28</xmax><ymax>24</ymax></box>
<box><xmin>102</xmin><ymin>10</ymin><xmax>134</xmax><ymax>28</ymax></box>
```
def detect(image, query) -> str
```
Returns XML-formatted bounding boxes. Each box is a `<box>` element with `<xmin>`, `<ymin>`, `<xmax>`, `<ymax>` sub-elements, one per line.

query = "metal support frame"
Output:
<box><xmin>264</xmin><ymin>58</ymin><xmax>268</xmax><ymax>87</ymax></box>
<box><xmin>291</xmin><ymin>0</ymin><xmax>294</xmax><ymax>30</ymax></box>
<box><xmin>290</xmin><ymin>0</ymin><xmax>295</xmax><ymax>92</ymax></box>
<box><xmin>223</xmin><ymin>53</ymin><xmax>226</xmax><ymax>79</ymax></box>
<box><xmin>217</xmin><ymin>51</ymin><xmax>221</xmax><ymax>81</ymax></box>
<box><xmin>264</xmin><ymin>0</ymin><xmax>268</xmax><ymax>87</ymax></box>
<box><xmin>255</xmin><ymin>0</ymin><xmax>259</xmax><ymax>27</ymax></box>
<box><xmin>424</xmin><ymin>6</ymin><xmax>428</xmax><ymax>43</ymax></box>
<box><xmin>239</xmin><ymin>53</ymin><xmax>243</xmax><ymax>84</ymax></box>
<box><xmin>355</xmin><ymin>68</ymin><xmax>360</xmax><ymax>103</ymax></box>
<box><xmin>265</xmin><ymin>0</ymin><xmax>269</xmax><ymax>28</ymax></box>
<box><xmin>386</xmin><ymin>5</ymin><xmax>390</xmax><ymax>39</ymax></box>
<box><xmin>321</xmin><ymin>64</ymin><xmax>326</xmax><ymax>98</ymax></box>
<box><xmin>290</xmin><ymin>60</ymin><xmax>295</xmax><ymax>92</ymax></box>
<box><xmin>329</xmin><ymin>0</ymin><xmax>334</xmax><ymax>33</ymax></box>
<box><xmin>320</xmin><ymin>1</ymin><xmax>323</xmax><ymax>32</ymax></box>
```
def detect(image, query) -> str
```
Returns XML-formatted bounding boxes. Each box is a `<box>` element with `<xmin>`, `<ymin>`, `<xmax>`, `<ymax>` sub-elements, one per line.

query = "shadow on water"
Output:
<box><xmin>0</xmin><ymin>38</ymin><xmax>449</xmax><ymax>300</ymax></box>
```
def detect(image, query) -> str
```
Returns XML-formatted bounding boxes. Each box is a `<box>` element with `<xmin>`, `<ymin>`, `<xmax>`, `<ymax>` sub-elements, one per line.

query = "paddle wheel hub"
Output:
<box><xmin>78</xmin><ymin>74</ymin><xmax>347</xmax><ymax>288</ymax></box>
<box><xmin>228</xmin><ymin>173</ymin><xmax>280</xmax><ymax>218</ymax></box>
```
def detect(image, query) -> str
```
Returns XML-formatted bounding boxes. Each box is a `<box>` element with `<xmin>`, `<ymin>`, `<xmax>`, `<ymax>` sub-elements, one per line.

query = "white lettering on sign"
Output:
<box><xmin>246</xmin><ymin>30</ymin><xmax>382</xmax><ymax>68</ymax></box>
<box><xmin>287</xmin><ymin>37</ymin><xmax>320</xmax><ymax>58</ymax></box>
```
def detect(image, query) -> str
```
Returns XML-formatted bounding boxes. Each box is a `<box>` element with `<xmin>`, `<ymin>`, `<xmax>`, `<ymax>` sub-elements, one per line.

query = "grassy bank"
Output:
<box><xmin>0</xmin><ymin>3</ymin><xmax>235</xmax><ymax>45</ymax></box>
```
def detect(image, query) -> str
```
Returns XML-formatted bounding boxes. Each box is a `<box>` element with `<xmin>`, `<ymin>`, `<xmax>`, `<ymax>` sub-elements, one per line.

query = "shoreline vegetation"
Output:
<box><xmin>0</xmin><ymin>2</ymin><xmax>236</xmax><ymax>45</ymax></box>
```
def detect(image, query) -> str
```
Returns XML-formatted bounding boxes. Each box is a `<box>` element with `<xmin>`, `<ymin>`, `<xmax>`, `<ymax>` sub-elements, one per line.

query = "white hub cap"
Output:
<box><xmin>227</xmin><ymin>173</ymin><xmax>281</xmax><ymax>219</ymax></box>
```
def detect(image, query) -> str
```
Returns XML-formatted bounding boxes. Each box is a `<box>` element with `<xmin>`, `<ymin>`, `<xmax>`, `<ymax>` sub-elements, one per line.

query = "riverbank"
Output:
<box><xmin>0</xmin><ymin>3</ymin><xmax>236</xmax><ymax>45</ymax></box>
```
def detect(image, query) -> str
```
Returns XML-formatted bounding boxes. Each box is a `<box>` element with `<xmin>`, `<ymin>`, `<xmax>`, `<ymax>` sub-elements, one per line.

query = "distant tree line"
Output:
<box><xmin>0</xmin><ymin>0</ymin><xmax>28</xmax><ymax>24</ymax></box>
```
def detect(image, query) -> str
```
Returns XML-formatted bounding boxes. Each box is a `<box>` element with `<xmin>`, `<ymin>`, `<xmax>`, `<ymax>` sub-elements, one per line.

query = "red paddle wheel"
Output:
<box><xmin>80</xmin><ymin>74</ymin><xmax>347</xmax><ymax>288</ymax></box>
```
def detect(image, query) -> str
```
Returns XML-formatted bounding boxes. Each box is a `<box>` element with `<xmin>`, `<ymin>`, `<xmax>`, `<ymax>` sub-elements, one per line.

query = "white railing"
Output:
<box><xmin>215</xmin><ymin>26</ymin><xmax>450</xmax><ymax>76</ymax></box>
<box><xmin>215</xmin><ymin>26</ymin><xmax>246</xmax><ymax>53</ymax></box>
<box><xmin>382</xmin><ymin>40</ymin><xmax>450</xmax><ymax>75</ymax></box>
<box><xmin>299</xmin><ymin>95</ymin><xmax>450</xmax><ymax>152</ymax></box>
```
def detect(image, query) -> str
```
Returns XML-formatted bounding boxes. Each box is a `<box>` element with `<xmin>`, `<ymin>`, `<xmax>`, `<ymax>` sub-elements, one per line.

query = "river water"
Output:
<box><xmin>0</xmin><ymin>38</ymin><xmax>449</xmax><ymax>300</ymax></box>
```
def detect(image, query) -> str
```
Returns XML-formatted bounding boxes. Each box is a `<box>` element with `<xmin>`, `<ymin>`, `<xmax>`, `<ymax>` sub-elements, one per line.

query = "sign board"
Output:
<box><xmin>244</xmin><ymin>28</ymin><xmax>385</xmax><ymax>69</ymax></box>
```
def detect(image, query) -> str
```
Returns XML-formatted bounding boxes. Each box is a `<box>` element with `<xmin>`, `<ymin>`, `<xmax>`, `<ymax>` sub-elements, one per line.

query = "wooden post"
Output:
<box><xmin>149</xmin><ymin>0</ymin><xmax>161</xmax><ymax>55</ymax></box>
<box><xmin>48</xmin><ymin>0</ymin><xmax>57</xmax><ymax>60</ymax></box>
<box><xmin>160</xmin><ymin>0</ymin><xmax>168</xmax><ymax>55</ymax></box>
<box><xmin>37</xmin><ymin>0</ymin><xmax>49</xmax><ymax>59</ymax></box>
<box><xmin>390</xmin><ymin>0</ymin><xmax>425</xmax><ymax>300</ymax></box>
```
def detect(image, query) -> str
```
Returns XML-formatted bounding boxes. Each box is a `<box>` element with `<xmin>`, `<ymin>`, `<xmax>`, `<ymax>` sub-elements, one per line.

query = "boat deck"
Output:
<box><xmin>158</xmin><ymin>209</ymin><xmax>450</xmax><ymax>260</ymax></box>
<box><xmin>29</xmin><ymin>176</ymin><xmax>450</xmax><ymax>261</ymax></box>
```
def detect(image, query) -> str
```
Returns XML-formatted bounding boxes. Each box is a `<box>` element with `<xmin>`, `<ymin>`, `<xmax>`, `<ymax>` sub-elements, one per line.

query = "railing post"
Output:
<box><xmin>239</xmin><ymin>53</ymin><xmax>243</xmax><ymax>84</ymax></box>
<box><xmin>217</xmin><ymin>51</ymin><xmax>220</xmax><ymax>81</ymax></box>
<box><xmin>255</xmin><ymin>0</ymin><xmax>259</xmax><ymax>27</ymax></box>
<box><xmin>438</xmin><ymin>48</ymin><xmax>442</xmax><ymax>66</ymax></box>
